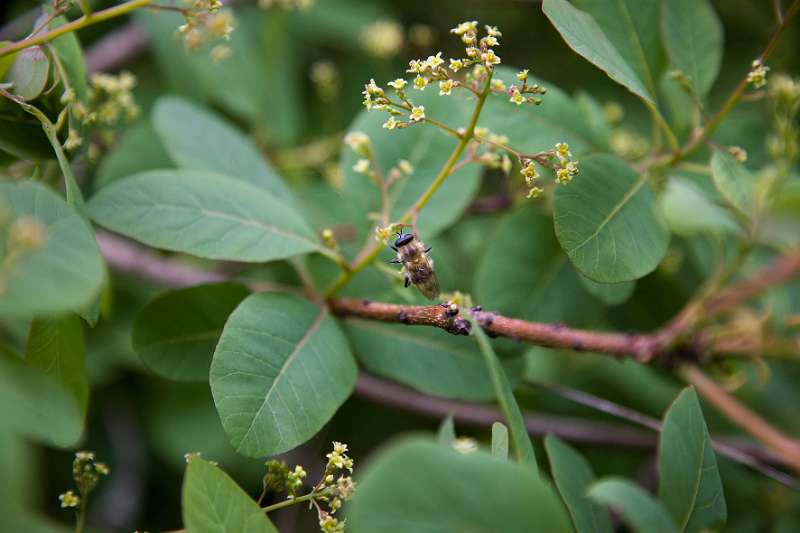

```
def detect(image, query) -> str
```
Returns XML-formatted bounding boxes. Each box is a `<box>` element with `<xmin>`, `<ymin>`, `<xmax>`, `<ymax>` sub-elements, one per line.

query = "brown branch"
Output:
<box><xmin>681</xmin><ymin>364</ymin><xmax>800</xmax><ymax>473</ymax></box>
<box><xmin>706</xmin><ymin>251</ymin><xmax>800</xmax><ymax>315</ymax></box>
<box><xmin>355</xmin><ymin>373</ymin><xmax>656</xmax><ymax>449</ymax></box>
<box><xmin>329</xmin><ymin>297</ymin><xmax>659</xmax><ymax>362</ymax></box>
<box><xmin>97</xmin><ymin>232</ymin><xmax>800</xmax><ymax>480</ymax></box>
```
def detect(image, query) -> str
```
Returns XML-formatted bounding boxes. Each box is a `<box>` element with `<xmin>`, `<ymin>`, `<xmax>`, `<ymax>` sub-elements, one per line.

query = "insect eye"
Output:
<box><xmin>394</xmin><ymin>233</ymin><xmax>414</xmax><ymax>247</ymax></box>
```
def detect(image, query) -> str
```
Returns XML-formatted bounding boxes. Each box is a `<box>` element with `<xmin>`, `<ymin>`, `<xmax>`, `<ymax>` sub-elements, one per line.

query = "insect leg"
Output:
<box><xmin>404</xmin><ymin>275</ymin><xmax>410</xmax><ymax>288</ymax></box>
<box><xmin>390</xmin><ymin>246</ymin><xmax>397</xmax><ymax>252</ymax></box>
<box><xmin>425</xmin><ymin>247</ymin><xmax>432</xmax><ymax>253</ymax></box>
<box><xmin>389</xmin><ymin>259</ymin><xmax>402</xmax><ymax>264</ymax></box>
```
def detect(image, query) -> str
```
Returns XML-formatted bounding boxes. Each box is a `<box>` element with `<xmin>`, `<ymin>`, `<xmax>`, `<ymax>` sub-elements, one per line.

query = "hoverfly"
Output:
<box><xmin>390</xmin><ymin>229</ymin><xmax>440</xmax><ymax>300</ymax></box>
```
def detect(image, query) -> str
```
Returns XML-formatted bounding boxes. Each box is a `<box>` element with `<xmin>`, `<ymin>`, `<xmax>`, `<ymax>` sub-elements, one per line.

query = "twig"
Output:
<box><xmin>681</xmin><ymin>364</ymin><xmax>800</xmax><ymax>473</ymax></box>
<box><xmin>354</xmin><ymin>372</ymin><xmax>655</xmax><ymax>449</ymax></box>
<box><xmin>330</xmin><ymin>297</ymin><xmax>659</xmax><ymax>361</ymax></box>
<box><xmin>527</xmin><ymin>380</ymin><xmax>799</xmax><ymax>488</ymax></box>
<box><xmin>0</xmin><ymin>0</ymin><xmax>154</xmax><ymax>59</ymax></box>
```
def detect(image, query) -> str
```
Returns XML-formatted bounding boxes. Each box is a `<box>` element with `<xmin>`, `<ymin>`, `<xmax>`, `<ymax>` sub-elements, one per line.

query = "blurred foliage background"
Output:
<box><xmin>1</xmin><ymin>0</ymin><xmax>799</xmax><ymax>531</ymax></box>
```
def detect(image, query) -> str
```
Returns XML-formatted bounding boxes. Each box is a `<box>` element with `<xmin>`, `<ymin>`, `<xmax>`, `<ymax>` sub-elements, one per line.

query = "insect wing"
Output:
<box><xmin>414</xmin><ymin>268</ymin><xmax>440</xmax><ymax>300</ymax></box>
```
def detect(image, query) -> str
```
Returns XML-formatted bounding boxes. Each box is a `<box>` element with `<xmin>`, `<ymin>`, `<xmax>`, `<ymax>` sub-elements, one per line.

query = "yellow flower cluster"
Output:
<box><xmin>553</xmin><ymin>142</ymin><xmax>579</xmax><ymax>184</ymax></box>
<box><xmin>506</xmin><ymin>68</ymin><xmax>547</xmax><ymax>106</ymax></box>
<box><xmin>360</xmin><ymin>21</ymin><xmax>514</xmax><ymax>130</ymax></box>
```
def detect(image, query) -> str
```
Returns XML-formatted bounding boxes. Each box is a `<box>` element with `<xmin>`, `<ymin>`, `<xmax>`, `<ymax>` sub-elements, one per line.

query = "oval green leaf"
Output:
<box><xmin>133</xmin><ymin>283</ymin><xmax>250</xmax><ymax>382</ymax></box>
<box><xmin>347</xmin><ymin>438</ymin><xmax>571</xmax><ymax>533</ymax></box>
<box><xmin>545</xmin><ymin>434</ymin><xmax>613</xmax><ymax>533</ymax></box>
<box><xmin>658</xmin><ymin>387</ymin><xmax>727</xmax><ymax>532</ymax></box>
<box><xmin>183</xmin><ymin>455</ymin><xmax>278</xmax><ymax>533</ymax></box>
<box><xmin>554</xmin><ymin>154</ymin><xmax>669</xmax><ymax>283</ymax></box>
<box><xmin>475</xmin><ymin>206</ymin><xmax>602</xmax><ymax>324</ymax></box>
<box><xmin>572</xmin><ymin>0</ymin><xmax>664</xmax><ymax>96</ymax></box>
<box><xmin>7</xmin><ymin>46</ymin><xmax>49</xmax><ymax>101</ymax></box>
<box><xmin>588</xmin><ymin>478</ymin><xmax>678</xmax><ymax>533</ymax></box>
<box><xmin>0</xmin><ymin>180</ymin><xmax>104</xmax><ymax>318</ymax></box>
<box><xmin>153</xmin><ymin>96</ymin><xmax>293</xmax><ymax>201</ymax></box>
<box><xmin>210</xmin><ymin>292</ymin><xmax>357</xmax><ymax>457</ymax></box>
<box><xmin>87</xmin><ymin>170</ymin><xmax>322</xmax><ymax>262</ymax></box>
<box><xmin>662</xmin><ymin>0</ymin><xmax>723</xmax><ymax>98</ymax></box>
<box><xmin>343</xmin><ymin>319</ymin><xmax>523</xmax><ymax>401</ymax></box>
<box><xmin>542</xmin><ymin>0</ymin><xmax>654</xmax><ymax>104</ymax></box>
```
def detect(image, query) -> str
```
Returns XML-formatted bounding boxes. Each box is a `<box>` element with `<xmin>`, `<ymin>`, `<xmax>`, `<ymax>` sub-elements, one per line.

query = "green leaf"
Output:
<box><xmin>542</xmin><ymin>0</ymin><xmax>654</xmax><ymax>104</ymax></box>
<box><xmin>578</xmin><ymin>275</ymin><xmax>636</xmax><ymax>306</ymax></box>
<box><xmin>554</xmin><ymin>154</ymin><xmax>669</xmax><ymax>283</ymax></box>
<box><xmin>210</xmin><ymin>292</ymin><xmax>357</xmax><ymax>457</ymax></box>
<box><xmin>491</xmin><ymin>422</ymin><xmax>509</xmax><ymax>460</ymax></box>
<box><xmin>0</xmin><ymin>180</ymin><xmax>104</xmax><ymax>318</ymax></box>
<box><xmin>347</xmin><ymin>438</ymin><xmax>572</xmax><ymax>533</ymax></box>
<box><xmin>467</xmin><ymin>313</ymin><xmax>537</xmax><ymax>469</ymax></box>
<box><xmin>183</xmin><ymin>455</ymin><xmax>278</xmax><ymax>533</ymax></box>
<box><xmin>436</xmin><ymin>415</ymin><xmax>456</xmax><ymax>447</ymax></box>
<box><xmin>662</xmin><ymin>0</ymin><xmax>723</xmax><ymax>98</ymax></box>
<box><xmin>658</xmin><ymin>387</ymin><xmax>726</xmax><ymax>532</ymax></box>
<box><xmin>0</xmin><ymin>351</ymin><xmax>83</xmax><ymax>447</ymax></box>
<box><xmin>480</xmin><ymin>67</ymin><xmax>603</xmax><ymax>156</ymax></box>
<box><xmin>545</xmin><ymin>434</ymin><xmax>613</xmax><ymax>533</ymax></box>
<box><xmin>25</xmin><ymin>315</ymin><xmax>88</xmax><ymax>417</ymax></box>
<box><xmin>7</xmin><ymin>46</ymin><xmax>49</xmax><ymax>101</ymax></box>
<box><xmin>87</xmin><ymin>170</ymin><xmax>322</xmax><ymax>262</ymax></box>
<box><xmin>572</xmin><ymin>0</ymin><xmax>665</xmax><ymax>96</ymax></box>
<box><xmin>342</xmin><ymin>319</ymin><xmax>523</xmax><ymax>401</ymax></box>
<box><xmin>152</xmin><ymin>97</ymin><xmax>293</xmax><ymax>201</ymax></box>
<box><xmin>475</xmin><ymin>206</ymin><xmax>601</xmax><ymax>325</ymax></box>
<box><xmin>341</xmin><ymin>89</ymin><xmax>481</xmax><ymax>238</ymax></box>
<box><xmin>133</xmin><ymin>283</ymin><xmax>250</xmax><ymax>382</ymax></box>
<box><xmin>95</xmin><ymin>121</ymin><xmax>174</xmax><ymax>189</ymax></box>
<box><xmin>661</xmin><ymin>177</ymin><xmax>739</xmax><ymax>236</ymax></box>
<box><xmin>710</xmin><ymin>149</ymin><xmax>755</xmax><ymax>217</ymax></box>
<box><xmin>588</xmin><ymin>478</ymin><xmax>678</xmax><ymax>533</ymax></box>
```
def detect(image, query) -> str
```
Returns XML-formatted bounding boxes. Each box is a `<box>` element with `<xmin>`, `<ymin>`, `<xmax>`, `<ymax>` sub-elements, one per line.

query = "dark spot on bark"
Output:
<box><xmin>361</xmin><ymin>299</ymin><xmax>372</xmax><ymax>306</ymax></box>
<box><xmin>451</xmin><ymin>317</ymin><xmax>471</xmax><ymax>335</ymax></box>
<box><xmin>398</xmin><ymin>310</ymin><xmax>409</xmax><ymax>324</ymax></box>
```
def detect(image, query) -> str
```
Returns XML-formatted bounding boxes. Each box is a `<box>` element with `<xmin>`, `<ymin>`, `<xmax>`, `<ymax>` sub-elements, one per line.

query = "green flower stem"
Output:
<box><xmin>322</xmin><ymin>70</ymin><xmax>495</xmax><ymax>298</ymax></box>
<box><xmin>0</xmin><ymin>88</ymin><xmax>85</xmax><ymax>214</ymax></box>
<box><xmin>76</xmin><ymin>497</ymin><xmax>88</xmax><ymax>533</ymax></box>
<box><xmin>0</xmin><ymin>0</ymin><xmax>153</xmax><ymax>58</ymax></box>
<box><xmin>262</xmin><ymin>491</ymin><xmax>317</xmax><ymax>513</ymax></box>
